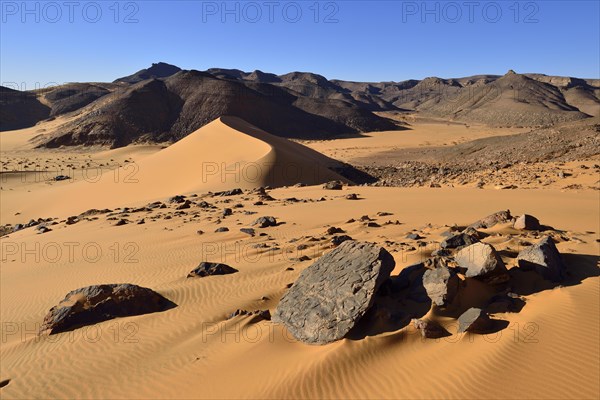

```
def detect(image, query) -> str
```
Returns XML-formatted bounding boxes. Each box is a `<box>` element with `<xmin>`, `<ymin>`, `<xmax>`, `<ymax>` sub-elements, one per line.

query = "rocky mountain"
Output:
<box><xmin>114</xmin><ymin>62</ymin><xmax>182</xmax><ymax>84</ymax></box>
<box><xmin>2</xmin><ymin>63</ymin><xmax>598</xmax><ymax>147</ymax></box>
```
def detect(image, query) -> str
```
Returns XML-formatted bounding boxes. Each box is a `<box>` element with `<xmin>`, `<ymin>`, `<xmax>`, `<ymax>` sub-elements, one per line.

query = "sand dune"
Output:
<box><xmin>1</xmin><ymin>116</ymin><xmax>345</xmax><ymax>223</ymax></box>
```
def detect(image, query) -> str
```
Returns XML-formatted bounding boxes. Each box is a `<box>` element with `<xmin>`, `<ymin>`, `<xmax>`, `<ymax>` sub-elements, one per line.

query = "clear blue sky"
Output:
<box><xmin>1</xmin><ymin>0</ymin><xmax>598</xmax><ymax>89</ymax></box>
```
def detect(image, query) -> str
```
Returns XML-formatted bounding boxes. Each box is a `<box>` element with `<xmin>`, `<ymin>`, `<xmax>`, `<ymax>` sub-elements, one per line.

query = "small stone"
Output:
<box><xmin>323</xmin><ymin>181</ymin><xmax>343</xmax><ymax>190</ymax></box>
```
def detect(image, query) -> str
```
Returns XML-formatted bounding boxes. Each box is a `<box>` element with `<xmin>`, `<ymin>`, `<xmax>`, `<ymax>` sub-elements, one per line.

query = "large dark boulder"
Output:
<box><xmin>517</xmin><ymin>236</ymin><xmax>567</xmax><ymax>281</ymax></box>
<box><xmin>273</xmin><ymin>240</ymin><xmax>395</xmax><ymax>344</ymax></box>
<box><xmin>422</xmin><ymin>261</ymin><xmax>459</xmax><ymax>306</ymax></box>
<box><xmin>455</xmin><ymin>243</ymin><xmax>509</xmax><ymax>284</ymax></box>
<box><xmin>40</xmin><ymin>284</ymin><xmax>176</xmax><ymax>334</ymax></box>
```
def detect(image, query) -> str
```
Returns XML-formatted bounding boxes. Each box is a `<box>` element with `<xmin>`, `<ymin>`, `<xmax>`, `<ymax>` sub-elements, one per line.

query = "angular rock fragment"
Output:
<box><xmin>422</xmin><ymin>260</ymin><xmax>459</xmax><ymax>306</ymax></box>
<box><xmin>457</xmin><ymin>307</ymin><xmax>492</xmax><ymax>333</ymax></box>
<box><xmin>514</xmin><ymin>214</ymin><xmax>541</xmax><ymax>230</ymax></box>
<box><xmin>517</xmin><ymin>236</ymin><xmax>567</xmax><ymax>281</ymax></box>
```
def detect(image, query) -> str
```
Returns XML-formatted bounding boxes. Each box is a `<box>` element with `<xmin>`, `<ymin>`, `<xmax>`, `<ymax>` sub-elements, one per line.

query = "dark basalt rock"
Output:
<box><xmin>252</xmin><ymin>216</ymin><xmax>277</xmax><ymax>228</ymax></box>
<box><xmin>40</xmin><ymin>284</ymin><xmax>176</xmax><ymax>334</ymax></box>
<box><xmin>187</xmin><ymin>262</ymin><xmax>238</xmax><ymax>278</ymax></box>
<box><xmin>517</xmin><ymin>236</ymin><xmax>567</xmax><ymax>281</ymax></box>
<box><xmin>331</xmin><ymin>235</ymin><xmax>353</xmax><ymax>246</ymax></box>
<box><xmin>273</xmin><ymin>240</ymin><xmax>395</xmax><ymax>344</ymax></box>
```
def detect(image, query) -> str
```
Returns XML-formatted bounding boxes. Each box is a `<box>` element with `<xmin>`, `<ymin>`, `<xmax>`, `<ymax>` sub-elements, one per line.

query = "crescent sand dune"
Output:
<box><xmin>0</xmin><ymin>116</ymin><xmax>598</xmax><ymax>399</ymax></box>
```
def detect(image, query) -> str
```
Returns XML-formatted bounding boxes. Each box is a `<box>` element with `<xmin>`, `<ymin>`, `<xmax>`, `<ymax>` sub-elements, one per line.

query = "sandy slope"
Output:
<box><xmin>0</xmin><ymin>118</ymin><xmax>598</xmax><ymax>399</ymax></box>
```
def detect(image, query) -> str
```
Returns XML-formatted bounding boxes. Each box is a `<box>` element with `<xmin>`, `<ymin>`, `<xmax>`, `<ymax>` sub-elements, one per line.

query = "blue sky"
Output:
<box><xmin>1</xmin><ymin>1</ymin><xmax>598</xmax><ymax>88</ymax></box>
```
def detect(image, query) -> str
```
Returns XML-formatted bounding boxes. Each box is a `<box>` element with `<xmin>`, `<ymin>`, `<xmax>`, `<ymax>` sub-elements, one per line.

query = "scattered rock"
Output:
<box><xmin>457</xmin><ymin>307</ymin><xmax>492</xmax><ymax>333</ymax></box>
<box><xmin>54</xmin><ymin>175</ymin><xmax>70</xmax><ymax>181</ymax></box>
<box><xmin>40</xmin><ymin>284</ymin><xmax>175</xmax><ymax>334</ymax></box>
<box><xmin>187</xmin><ymin>262</ymin><xmax>238</xmax><ymax>278</ymax></box>
<box><xmin>345</xmin><ymin>193</ymin><xmax>359</xmax><ymax>200</ymax></box>
<box><xmin>517</xmin><ymin>236</ymin><xmax>567</xmax><ymax>281</ymax></box>
<box><xmin>240</xmin><ymin>228</ymin><xmax>255</xmax><ymax>236</ymax></box>
<box><xmin>406</xmin><ymin>233</ymin><xmax>422</xmax><ymax>240</ymax></box>
<box><xmin>273</xmin><ymin>241</ymin><xmax>395</xmax><ymax>344</ymax></box>
<box><xmin>214</xmin><ymin>227</ymin><xmax>229</xmax><ymax>233</ymax></box>
<box><xmin>65</xmin><ymin>216</ymin><xmax>79</xmax><ymax>225</ymax></box>
<box><xmin>115</xmin><ymin>219</ymin><xmax>128</xmax><ymax>226</ymax></box>
<box><xmin>168</xmin><ymin>195</ymin><xmax>186</xmax><ymax>204</ymax></box>
<box><xmin>214</xmin><ymin>188</ymin><xmax>243</xmax><ymax>196</ymax></box>
<box><xmin>37</xmin><ymin>225</ymin><xmax>52</xmax><ymax>234</ymax></box>
<box><xmin>222</xmin><ymin>208</ymin><xmax>233</xmax><ymax>217</ymax></box>
<box><xmin>412</xmin><ymin>318</ymin><xmax>450</xmax><ymax>339</ymax></box>
<box><xmin>455</xmin><ymin>243</ymin><xmax>509</xmax><ymax>284</ymax></box>
<box><xmin>326</xmin><ymin>226</ymin><xmax>345</xmax><ymax>235</ymax></box>
<box><xmin>440</xmin><ymin>230</ymin><xmax>480</xmax><ymax>249</ymax></box>
<box><xmin>252</xmin><ymin>216</ymin><xmax>277</xmax><ymax>228</ymax></box>
<box><xmin>331</xmin><ymin>235</ymin><xmax>353</xmax><ymax>246</ymax></box>
<box><xmin>323</xmin><ymin>180</ymin><xmax>343</xmax><ymax>190</ymax></box>
<box><xmin>514</xmin><ymin>214</ymin><xmax>541</xmax><ymax>230</ymax></box>
<box><xmin>176</xmin><ymin>200</ymin><xmax>192</xmax><ymax>210</ymax></box>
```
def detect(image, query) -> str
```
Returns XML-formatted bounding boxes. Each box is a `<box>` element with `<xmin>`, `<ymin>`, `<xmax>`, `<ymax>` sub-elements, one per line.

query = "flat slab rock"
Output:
<box><xmin>273</xmin><ymin>240</ymin><xmax>395</xmax><ymax>345</ymax></box>
<box><xmin>40</xmin><ymin>284</ymin><xmax>176</xmax><ymax>334</ymax></box>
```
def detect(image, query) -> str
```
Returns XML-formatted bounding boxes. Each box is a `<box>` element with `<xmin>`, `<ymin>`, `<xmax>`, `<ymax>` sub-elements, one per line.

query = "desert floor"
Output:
<box><xmin>0</xmin><ymin>117</ymin><xmax>598</xmax><ymax>399</ymax></box>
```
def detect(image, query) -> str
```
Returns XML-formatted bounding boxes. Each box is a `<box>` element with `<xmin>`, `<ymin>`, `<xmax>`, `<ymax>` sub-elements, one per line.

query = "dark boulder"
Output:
<box><xmin>187</xmin><ymin>262</ymin><xmax>238</xmax><ymax>278</ymax></box>
<box><xmin>517</xmin><ymin>236</ymin><xmax>567</xmax><ymax>281</ymax></box>
<box><xmin>252</xmin><ymin>216</ymin><xmax>277</xmax><ymax>228</ymax></box>
<box><xmin>273</xmin><ymin>240</ymin><xmax>395</xmax><ymax>344</ymax></box>
<box><xmin>40</xmin><ymin>284</ymin><xmax>176</xmax><ymax>334</ymax></box>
